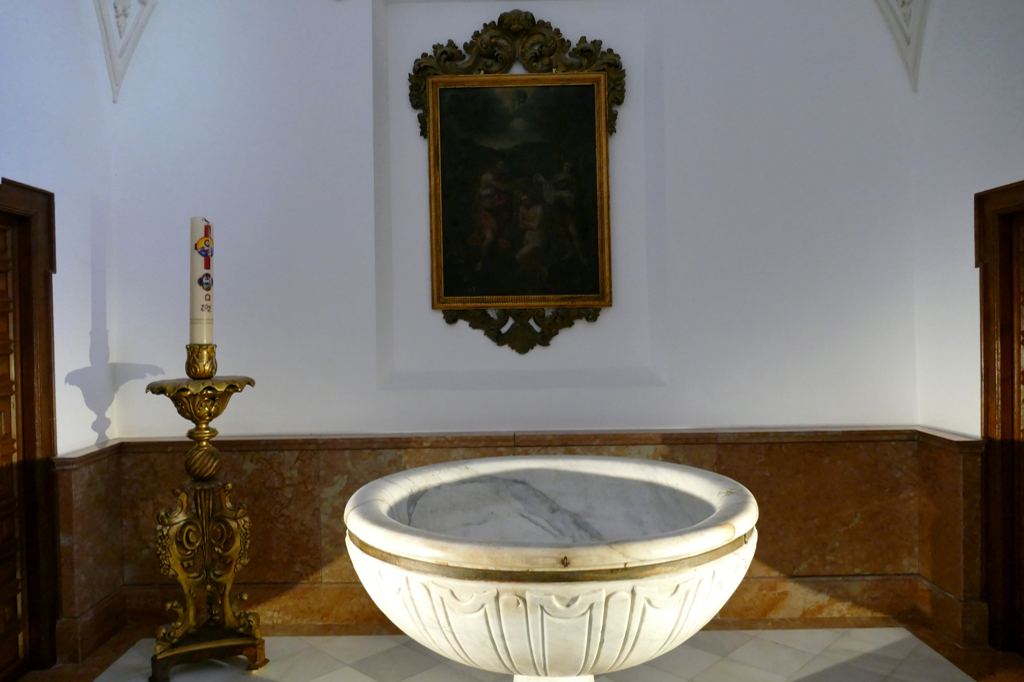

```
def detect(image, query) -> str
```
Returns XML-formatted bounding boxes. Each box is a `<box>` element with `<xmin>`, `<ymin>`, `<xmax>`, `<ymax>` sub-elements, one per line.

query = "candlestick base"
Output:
<box><xmin>146</xmin><ymin>369</ymin><xmax>264</xmax><ymax>680</ymax></box>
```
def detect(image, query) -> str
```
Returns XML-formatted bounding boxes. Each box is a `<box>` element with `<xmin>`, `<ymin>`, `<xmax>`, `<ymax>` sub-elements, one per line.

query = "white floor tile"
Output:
<box><xmin>646</xmin><ymin>642</ymin><xmax>723</xmax><ymax>679</ymax></box>
<box><xmin>757</xmin><ymin>629</ymin><xmax>843</xmax><ymax>655</ymax></box>
<box><xmin>788</xmin><ymin>656</ymin><xmax>887</xmax><ymax>682</ymax></box>
<box><xmin>888</xmin><ymin>652</ymin><xmax>974</xmax><ymax>682</ymax></box>
<box><xmin>93</xmin><ymin>627</ymin><xmax>967</xmax><ymax>682</ymax></box>
<box><xmin>349</xmin><ymin>641</ymin><xmax>441</xmax><ymax>682</ymax></box>
<box><xmin>403</xmin><ymin>640</ymin><xmax>456</xmax><ymax>663</ymax></box>
<box><xmin>265</xmin><ymin>636</ymin><xmax>316</xmax><ymax>661</ymax></box>
<box><xmin>694</xmin><ymin>658</ymin><xmax>786</xmax><ymax>682</ymax></box>
<box><xmin>308</xmin><ymin>667</ymin><xmax>380</xmax><ymax>682</ymax></box>
<box><xmin>92</xmin><ymin>647</ymin><xmax>150</xmax><ymax>682</ymax></box>
<box><xmin>401</xmin><ymin>663</ymin><xmax>496</xmax><ymax>682</ymax></box>
<box><xmin>686</xmin><ymin>630</ymin><xmax>759</xmax><ymax>657</ymax></box>
<box><xmin>728</xmin><ymin>637</ymin><xmax>814</xmax><ymax>677</ymax></box>
<box><xmin>258</xmin><ymin>645</ymin><xmax>350</xmax><ymax>682</ymax></box>
<box><xmin>309</xmin><ymin>635</ymin><xmax>405</xmax><ymax>664</ymax></box>
<box><xmin>438</xmin><ymin>660</ymin><xmax>508</xmax><ymax>682</ymax></box>
<box><xmin>161</xmin><ymin>658</ymin><xmax>250</xmax><ymax>682</ymax></box>
<box><xmin>605</xmin><ymin>663</ymin><xmax>686</xmax><ymax>682</ymax></box>
<box><xmin>826</xmin><ymin>632</ymin><xmax>918</xmax><ymax>663</ymax></box>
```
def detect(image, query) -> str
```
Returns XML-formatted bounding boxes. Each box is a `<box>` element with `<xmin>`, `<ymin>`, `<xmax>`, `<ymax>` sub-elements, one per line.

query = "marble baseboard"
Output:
<box><xmin>56</xmin><ymin>447</ymin><xmax>122</xmax><ymax>618</ymax></box>
<box><xmin>54</xmin><ymin>427</ymin><xmax>987</xmax><ymax>662</ymax></box>
<box><xmin>55</xmin><ymin>587</ymin><xmax>127</xmax><ymax>664</ymax></box>
<box><xmin>720</xmin><ymin>575</ymin><xmax>920</xmax><ymax>621</ymax></box>
<box><xmin>916</xmin><ymin>575</ymin><xmax>989</xmax><ymax>646</ymax></box>
<box><xmin>125</xmin><ymin>583</ymin><xmax>391</xmax><ymax>627</ymax></box>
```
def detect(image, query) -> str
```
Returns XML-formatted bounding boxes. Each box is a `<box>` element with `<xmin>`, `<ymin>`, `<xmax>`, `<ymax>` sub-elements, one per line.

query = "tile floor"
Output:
<box><xmin>95</xmin><ymin>628</ymin><xmax>977</xmax><ymax>682</ymax></box>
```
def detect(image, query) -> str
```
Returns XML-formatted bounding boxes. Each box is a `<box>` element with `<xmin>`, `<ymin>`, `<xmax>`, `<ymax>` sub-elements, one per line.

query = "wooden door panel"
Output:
<box><xmin>0</xmin><ymin>179</ymin><xmax>58</xmax><ymax>675</ymax></box>
<box><xmin>977</xmin><ymin>179</ymin><xmax>1024</xmax><ymax>653</ymax></box>
<box><xmin>0</xmin><ymin>630</ymin><xmax>19</xmax><ymax>675</ymax></box>
<box><xmin>0</xmin><ymin>220</ymin><xmax>26</xmax><ymax>680</ymax></box>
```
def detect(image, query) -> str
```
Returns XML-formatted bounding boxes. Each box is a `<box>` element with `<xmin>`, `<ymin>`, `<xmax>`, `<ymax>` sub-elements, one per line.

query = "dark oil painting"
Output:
<box><xmin>432</xmin><ymin>79</ymin><xmax>608</xmax><ymax>305</ymax></box>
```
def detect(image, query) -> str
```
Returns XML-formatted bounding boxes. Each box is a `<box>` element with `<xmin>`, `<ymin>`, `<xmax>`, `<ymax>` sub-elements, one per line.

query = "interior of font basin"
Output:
<box><xmin>392</xmin><ymin>470</ymin><xmax>717</xmax><ymax>544</ymax></box>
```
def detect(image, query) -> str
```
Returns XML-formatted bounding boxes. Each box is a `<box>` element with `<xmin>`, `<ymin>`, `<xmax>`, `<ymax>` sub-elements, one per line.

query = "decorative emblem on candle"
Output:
<box><xmin>190</xmin><ymin>217</ymin><xmax>214</xmax><ymax>345</ymax></box>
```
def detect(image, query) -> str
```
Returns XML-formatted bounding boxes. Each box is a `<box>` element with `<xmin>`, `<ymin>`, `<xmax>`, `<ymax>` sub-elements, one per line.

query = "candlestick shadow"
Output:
<box><xmin>65</xmin><ymin>327</ymin><xmax>163</xmax><ymax>443</ymax></box>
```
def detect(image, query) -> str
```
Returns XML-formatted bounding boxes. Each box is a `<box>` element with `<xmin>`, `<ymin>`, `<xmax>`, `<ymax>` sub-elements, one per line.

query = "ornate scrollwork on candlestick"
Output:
<box><xmin>145</xmin><ymin>346</ymin><xmax>264</xmax><ymax>682</ymax></box>
<box><xmin>153</xmin><ymin>483</ymin><xmax>257</xmax><ymax>652</ymax></box>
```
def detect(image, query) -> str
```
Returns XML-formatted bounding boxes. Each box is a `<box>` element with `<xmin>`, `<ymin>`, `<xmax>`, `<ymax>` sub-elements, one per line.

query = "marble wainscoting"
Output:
<box><xmin>53</xmin><ymin>429</ymin><xmax>984</xmax><ymax>664</ymax></box>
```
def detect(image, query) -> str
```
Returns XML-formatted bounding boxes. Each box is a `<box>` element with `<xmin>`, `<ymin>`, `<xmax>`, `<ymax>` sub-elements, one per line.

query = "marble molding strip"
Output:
<box><xmin>56</xmin><ymin>427</ymin><xmax>983</xmax><ymax>463</ymax></box>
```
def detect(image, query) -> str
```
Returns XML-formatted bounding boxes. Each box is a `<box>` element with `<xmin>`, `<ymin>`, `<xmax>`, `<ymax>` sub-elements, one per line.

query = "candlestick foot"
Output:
<box><xmin>150</xmin><ymin>629</ymin><xmax>266</xmax><ymax>682</ymax></box>
<box><xmin>152</xmin><ymin>479</ymin><xmax>265</xmax><ymax>678</ymax></box>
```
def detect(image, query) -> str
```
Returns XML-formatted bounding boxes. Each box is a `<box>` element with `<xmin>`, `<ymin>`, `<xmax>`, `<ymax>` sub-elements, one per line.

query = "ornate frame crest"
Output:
<box><xmin>409</xmin><ymin>10</ymin><xmax>626</xmax><ymax>354</ymax></box>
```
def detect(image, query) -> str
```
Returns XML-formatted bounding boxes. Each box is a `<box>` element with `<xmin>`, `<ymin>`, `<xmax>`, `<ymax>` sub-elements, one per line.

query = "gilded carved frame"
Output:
<box><xmin>409</xmin><ymin>10</ymin><xmax>626</xmax><ymax>353</ymax></box>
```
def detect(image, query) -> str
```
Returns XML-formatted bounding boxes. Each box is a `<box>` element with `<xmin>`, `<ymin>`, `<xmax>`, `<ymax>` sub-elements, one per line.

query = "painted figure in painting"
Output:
<box><xmin>537</xmin><ymin>160</ymin><xmax>586</xmax><ymax>265</ymax></box>
<box><xmin>515</xmin><ymin>191</ymin><xmax>546</xmax><ymax>278</ymax></box>
<box><xmin>469</xmin><ymin>159</ymin><xmax>514</xmax><ymax>271</ymax></box>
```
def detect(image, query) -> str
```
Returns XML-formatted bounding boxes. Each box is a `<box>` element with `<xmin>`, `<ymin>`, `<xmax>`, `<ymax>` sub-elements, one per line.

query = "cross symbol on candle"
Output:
<box><xmin>194</xmin><ymin>222</ymin><xmax>213</xmax><ymax>269</ymax></box>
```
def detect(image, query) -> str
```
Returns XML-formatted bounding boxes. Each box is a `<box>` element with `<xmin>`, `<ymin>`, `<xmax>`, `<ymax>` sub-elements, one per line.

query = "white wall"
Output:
<box><xmin>18</xmin><ymin>1</ymin><xmax>1009</xmax><ymax>450</ymax></box>
<box><xmin>911</xmin><ymin>0</ymin><xmax>1024</xmax><ymax>437</ymax></box>
<box><xmin>0</xmin><ymin>0</ymin><xmax>116</xmax><ymax>453</ymax></box>
<box><xmin>102</xmin><ymin>0</ymin><xmax>923</xmax><ymax>444</ymax></box>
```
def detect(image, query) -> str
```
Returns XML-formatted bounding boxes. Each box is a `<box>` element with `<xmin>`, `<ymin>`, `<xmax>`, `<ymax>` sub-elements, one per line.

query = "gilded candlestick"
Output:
<box><xmin>144</xmin><ymin>344</ymin><xmax>265</xmax><ymax>681</ymax></box>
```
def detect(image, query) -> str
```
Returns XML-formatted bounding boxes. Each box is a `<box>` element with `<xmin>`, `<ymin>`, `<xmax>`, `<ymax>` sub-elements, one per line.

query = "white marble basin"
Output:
<box><xmin>344</xmin><ymin>456</ymin><xmax>758</xmax><ymax>682</ymax></box>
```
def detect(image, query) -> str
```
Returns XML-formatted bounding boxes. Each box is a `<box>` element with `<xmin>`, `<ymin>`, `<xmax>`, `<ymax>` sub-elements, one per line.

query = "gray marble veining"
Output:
<box><xmin>403</xmin><ymin>470</ymin><xmax>715</xmax><ymax>544</ymax></box>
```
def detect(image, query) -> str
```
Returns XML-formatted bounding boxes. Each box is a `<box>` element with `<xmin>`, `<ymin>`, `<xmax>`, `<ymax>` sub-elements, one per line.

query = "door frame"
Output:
<box><xmin>0</xmin><ymin>179</ymin><xmax>58</xmax><ymax>671</ymax></box>
<box><xmin>976</xmin><ymin>178</ymin><xmax>1024</xmax><ymax>653</ymax></box>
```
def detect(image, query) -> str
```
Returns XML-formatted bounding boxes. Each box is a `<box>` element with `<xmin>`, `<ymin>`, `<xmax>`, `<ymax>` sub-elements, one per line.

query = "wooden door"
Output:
<box><xmin>0</xmin><ymin>180</ymin><xmax>57</xmax><ymax>679</ymax></box>
<box><xmin>977</xmin><ymin>179</ymin><xmax>1024</xmax><ymax>653</ymax></box>
<box><xmin>0</xmin><ymin>214</ymin><xmax>28</xmax><ymax>678</ymax></box>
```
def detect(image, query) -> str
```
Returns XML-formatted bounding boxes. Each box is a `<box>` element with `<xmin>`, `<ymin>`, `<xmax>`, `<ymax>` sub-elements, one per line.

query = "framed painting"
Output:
<box><xmin>427</xmin><ymin>72</ymin><xmax>611</xmax><ymax>310</ymax></box>
<box><xmin>409</xmin><ymin>10</ymin><xmax>625</xmax><ymax>353</ymax></box>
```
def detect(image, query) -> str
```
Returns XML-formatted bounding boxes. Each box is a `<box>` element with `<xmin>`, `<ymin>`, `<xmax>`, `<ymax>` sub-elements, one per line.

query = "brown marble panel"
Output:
<box><xmin>124</xmin><ymin>447</ymin><xmax>321</xmax><ymax>585</ymax></box>
<box><xmin>121</xmin><ymin>449</ymin><xmax>189</xmax><ymax>586</ymax></box>
<box><xmin>918</xmin><ymin>441</ymin><xmax>964</xmax><ymax>597</ymax></box>
<box><xmin>717</xmin><ymin>429</ymin><xmax>919</xmax><ymax>444</ymax></box>
<box><xmin>513</xmin><ymin>445</ymin><xmax>666</xmax><ymax>459</ymax></box>
<box><xmin>218</xmin><ymin>449</ymin><xmax>322</xmax><ymax>583</ymax></box>
<box><xmin>216</xmin><ymin>437</ymin><xmax>320</xmax><ymax>451</ymax></box>
<box><xmin>118</xmin><ymin>438</ymin><xmax>192</xmax><ymax>454</ymax></box>
<box><xmin>320</xmin><ymin>449</ymin><xmax>405</xmax><ymax>584</ymax></box>
<box><xmin>246</xmin><ymin>583</ymin><xmax>391</xmax><ymax>625</ymax></box>
<box><xmin>717</xmin><ymin>441</ymin><xmax>919</xmax><ymax>577</ymax></box>
<box><xmin>658</xmin><ymin>444</ymin><xmax>717</xmax><ymax>471</ymax></box>
<box><xmin>66</xmin><ymin>453</ymin><xmax>123</xmax><ymax>617</ymax></box>
<box><xmin>916</xmin><ymin>576</ymin><xmax>989</xmax><ymax>646</ymax></box>
<box><xmin>707</xmin><ymin>617</ymin><xmax>900</xmax><ymax>631</ymax></box>
<box><xmin>720</xmin><ymin>576</ymin><xmax>918</xmax><ymax>620</ymax></box>
<box><xmin>125</xmin><ymin>584</ymin><xmax>390</xmax><ymax>626</ymax></box>
<box><xmin>513</xmin><ymin>432</ymin><xmax>674</xmax><ymax>446</ymax></box>
<box><xmin>400</xmin><ymin>447</ymin><xmax>514</xmax><ymax>470</ymax></box>
<box><xmin>53</xmin><ymin>440</ymin><xmax>124</xmax><ymax>469</ymax></box>
<box><xmin>124</xmin><ymin>584</ymin><xmax>184</xmax><ymax>622</ymax></box>
<box><xmin>55</xmin><ymin>588</ymin><xmax>126</xmax><ymax>664</ymax></box>
<box><xmin>56</xmin><ymin>467</ymin><xmax>78</xmax><ymax>617</ymax></box>
<box><xmin>962</xmin><ymin>450</ymin><xmax>983</xmax><ymax>600</ymax></box>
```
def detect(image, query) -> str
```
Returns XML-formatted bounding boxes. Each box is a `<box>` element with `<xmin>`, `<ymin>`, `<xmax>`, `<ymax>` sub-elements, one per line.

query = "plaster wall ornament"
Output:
<box><xmin>93</xmin><ymin>0</ymin><xmax>158</xmax><ymax>102</ymax></box>
<box><xmin>873</xmin><ymin>0</ymin><xmax>930</xmax><ymax>90</ymax></box>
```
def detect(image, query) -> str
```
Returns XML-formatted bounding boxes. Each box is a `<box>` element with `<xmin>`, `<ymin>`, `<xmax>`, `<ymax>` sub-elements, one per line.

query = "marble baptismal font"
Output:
<box><xmin>345</xmin><ymin>456</ymin><xmax>758</xmax><ymax>682</ymax></box>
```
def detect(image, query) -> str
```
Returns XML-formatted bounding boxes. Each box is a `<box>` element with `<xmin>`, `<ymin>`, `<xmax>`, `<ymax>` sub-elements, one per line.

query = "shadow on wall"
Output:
<box><xmin>65</xmin><ymin>328</ymin><xmax>162</xmax><ymax>443</ymax></box>
<box><xmin>64</xmin><ymin>200</ymin><xmax>163</xmax><ymax>444</ymax></box>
